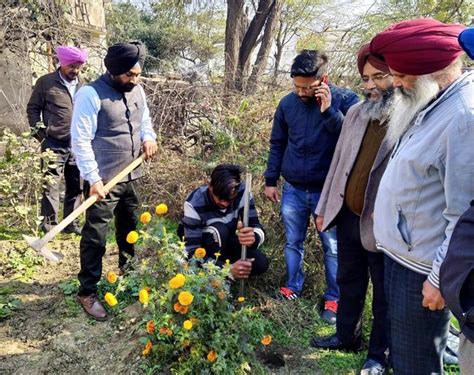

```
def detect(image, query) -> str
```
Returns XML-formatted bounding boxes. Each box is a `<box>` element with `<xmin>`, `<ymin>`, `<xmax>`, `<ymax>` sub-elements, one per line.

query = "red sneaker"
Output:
<box><xmin>278</xmin><ymin>287</ymin><xmax>299</xmax><ymax>301</ymax></box>
<box><xmin>321</xmin><ymin>300</ymin><xmax>338</xmax><ymax>325</ymax></box>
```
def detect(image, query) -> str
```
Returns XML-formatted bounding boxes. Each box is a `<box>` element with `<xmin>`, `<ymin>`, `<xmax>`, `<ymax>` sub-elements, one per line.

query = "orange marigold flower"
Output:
<box><xmin>179</xmin><ymin>305</ymin><xmax>189</xmax><ymax>314</ymax></box>
<box><xmin>207</xmin><ymin>350</ymin><xmax>217</xmax><ymax>362</ymax></box>
<box><xmin>140</xmin><ymin>211</ymin><xmax>152</xmax><ymax>224</ymax></box>
<box><xmin>217</xmin><ymin>291</ymin><xmax>226</xmax><ymax>300</ymax></box>
<box><xmin>139</xmin><ymin>288</ymin><xmax>149</xmax><ymax>304</ymax></box>
<box><xmin>210</xmin><ymin>279</ymin><xmax>221</xmax><ymax>289</ymax></box>
<box><xmin>142</xmin><ymin>340</ymin><xmax>153</xmax><ymax>356</ymax></box>
<box><xmin>261</xmin><ymin>335</ymin><xmax>272</xmax><ymax>346</ymax></box>
<box><xmin>159</xmin><ymin>327</ymin><xmax>168</xmax><ymax>335</ymax></box>
<box><xmin>104</xmin><ymin>292</ymin><xmax>118</xmax><ymax>307</ymax></box>
<box><xmin>194</xmin><ymin>247</ymin><xmax>206</xmax><ymax>258</ymax></box>
<box><xmin>166</xmin><ymin>328</ymin><xmax>173</xmax><ymax>337</ymax></box>
<box><xmin>126</xmin><ymin>230</ymin><xmax>139</xmax><ymax>244</ymax></box>
<box><xmin>183</xmin><ymin>320</ymin><xmax>193</xmax><ymax>330</ymax></box>
<box><xmin>146</xmin><ymin>320</ymin><xmax>155</xmax><ymax>334</ymax></box>
<box><xmin>155</xmin><ymin>203</ymin><xmax>168</xmax><ymax>215</ymax></box>
<box><xmin>178</xmin><ymin>291</ymin><xmax>194</xmax><ymax>306</ymax></box>
<box><xmin>106</xmin><ymin>271</ymin><xmax>118</xmax><ymax>284</ymax></box>
<box><xmin>237</xmin><ymin>296</ymin><xmax>245</xmax><ymax>303</ymax></box>
<box><xmin>169</xmin><ymin>273</ymin><xmax>186</xmax><ymax>289</ymax></box>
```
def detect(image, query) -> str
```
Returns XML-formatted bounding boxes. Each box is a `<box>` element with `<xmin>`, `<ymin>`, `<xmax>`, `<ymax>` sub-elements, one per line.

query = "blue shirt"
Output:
<box><xmin>71</xmin><ymin>84</ymin><xmax>156</xmax><ymax>184</ymax></box>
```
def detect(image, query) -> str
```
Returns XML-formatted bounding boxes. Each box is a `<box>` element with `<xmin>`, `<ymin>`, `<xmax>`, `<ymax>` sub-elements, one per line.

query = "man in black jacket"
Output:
<box><xmin>27</xmin><ymin>46</ymin><xmax>88</xmax><ymax>234</ymax></box>
<box><xmin>264</xmin><ymin>50</ymin><xmax>358</xmax><ymax>324</ymax></box>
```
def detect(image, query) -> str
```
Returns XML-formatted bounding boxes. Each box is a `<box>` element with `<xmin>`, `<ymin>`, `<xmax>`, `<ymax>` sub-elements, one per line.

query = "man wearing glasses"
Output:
<box><xmin>310</xmin><ymin>44</ymin><xmax>393</xmax><ymax>374</ymax></box>
<box><xmin>179</xmin><ymin>164</ymin><xmax>269</xmax><ymax>280</ymax></box>
<box><xmin>264</xmin><ymin>50</ymin><xmax>358</xmax><ymax>324</ymax></box>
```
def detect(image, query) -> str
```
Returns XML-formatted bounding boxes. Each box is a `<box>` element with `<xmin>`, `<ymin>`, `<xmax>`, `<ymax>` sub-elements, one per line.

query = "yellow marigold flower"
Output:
<box><xmin>155</xmin><ymin>203</ymin><xmax>168</xmax><ymax>215</ymax></box>
<box><xmin>140</xmin><ymin>211</ymin><xmax>152</xmax><ymax>224</ymax></box>
<box><xmin>183</xmin><ymin>320</ymin><xmax>193</xmax><ymax>330</ymax></box>
<box><xmin>106</xmin><ymin>271</ymin><xmax>118</xmax><ymax>284</ymax></box>
<box><xmin>178</xmin><ymin>291</ymin><xmax>194</xmax><ymax>306</ymax></box>
<box><xmin>104</xmin><ymin>292</ymin><xmax>118</xmax><ymax>307</ymax></box>
<box><xmin>169</xmin><ymin>273</ymin><xmax>186</xmax><ymax>289</ymax></box>
<box><xmin>126</xmin><ymin>230</ymin><xmax>139</xmax><ymax>244</ymax></box>
<box><xmin>207</xmin><ymin>350</ymin><xmax>217</xmax><ymax>362</ymax></box>
<box><xmin>194</xmin><ymin>247</ymin><xmax>206</xmax><ymax>258</ymax></box>
<box><xmin>146</xmin><ymin>320</ymin><xmax>155</xmax><ymax>334</ymax></box>
<box><xmin>142</xmin><ymin>340</ymin><xmax>153</xmax><ymax>356</ymax></box>
<box><xmin>261</xmin><ymin>335</ymin><xmax>272</xmax><ymax>346</ymax></box>
<box><xmin>238</xmin><ymin>296</ymin><xmax>245</xmax><ymax>303</ymax></box>
<box><xmin>139</xmin><ymin>288</ymin><xmax>149</xmax><ymax>304</ymax></box>
<box><xmin>217</xmin><ymin>291</ymin><xmax>226</xmax><ymax>300</ymax></box>
<box><xmin>210</xmin><ymin>279</ymin><xmax>221</xmax><ymax>289</ymax></box>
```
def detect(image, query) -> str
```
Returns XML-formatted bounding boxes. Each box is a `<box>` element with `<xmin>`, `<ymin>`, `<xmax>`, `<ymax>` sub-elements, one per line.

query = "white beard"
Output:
<box><xmin>386</xmin><ymin>75</ymin><xmax>440</xmax><ymax>147</ymax></box>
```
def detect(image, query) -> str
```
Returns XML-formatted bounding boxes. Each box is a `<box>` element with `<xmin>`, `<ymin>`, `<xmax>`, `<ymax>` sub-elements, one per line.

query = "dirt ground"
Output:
<box><xmin>0</xmin><ymin>238</ymin><xmax>145</xmax><ymax>375</ymax></box>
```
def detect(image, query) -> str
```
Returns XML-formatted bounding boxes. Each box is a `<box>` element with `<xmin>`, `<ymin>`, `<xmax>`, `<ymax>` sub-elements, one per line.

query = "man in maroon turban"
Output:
<box><xmin>370</xmin><ymin>19</ymin><xmax>474</xmax><ymax>374</ymax></box>
<box><xmin>310</xmin><ymin>43</ymin><xmax>393</xmax><ymax>374</ymax></box>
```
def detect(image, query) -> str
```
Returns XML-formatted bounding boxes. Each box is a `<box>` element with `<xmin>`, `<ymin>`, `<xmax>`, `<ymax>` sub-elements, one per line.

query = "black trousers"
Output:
<box><xmin>78</xmin><ymin>180</ymin><xmax>139</xmax><ymax>296</ymax></box>
<box><xmin>40</xmin><ymin>138</ymin><xmax>82</xmax><ymax>231</ymax></box>
<box><xmin>335</xmin><ymin>204</ymin><xmax>388</xmax><ymax>364</ymax></box>
<box><xmin>199</xmin><ymin>222</ymin><xmax>269</xmax><ymax>276</ymax></box>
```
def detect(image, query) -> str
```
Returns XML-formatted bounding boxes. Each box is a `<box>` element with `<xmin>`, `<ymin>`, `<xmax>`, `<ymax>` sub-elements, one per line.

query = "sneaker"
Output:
<box><xmin>360</xmin><ymin>358</ymin><xmax>386</xmax><ymax>375</ymax></box>
<box><xmin>277</xmin><ymin>287</ymin><xmax>299</xmax><ymax>301</ymax></box>
<box><xmin>321</xmin><ymin>300</ymin><xmax>338</xmax><ymax>325</ymax></box>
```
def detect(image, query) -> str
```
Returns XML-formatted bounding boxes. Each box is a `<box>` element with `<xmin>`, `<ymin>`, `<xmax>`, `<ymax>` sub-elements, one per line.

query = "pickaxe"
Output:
<box><xmin>23</xmin><ymin>155</ymin><xmax>145</xmax><ymax>262</ymax></box>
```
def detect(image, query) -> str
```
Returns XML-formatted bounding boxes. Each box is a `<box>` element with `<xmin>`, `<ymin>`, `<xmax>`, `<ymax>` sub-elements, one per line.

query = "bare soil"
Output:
<box><xmin>0</xmin><ymin>239</ymin><xmax>144</xmax><ymax>375</ymax></box>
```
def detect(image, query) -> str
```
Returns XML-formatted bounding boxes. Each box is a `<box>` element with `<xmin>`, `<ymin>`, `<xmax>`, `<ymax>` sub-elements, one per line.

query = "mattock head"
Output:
<box><xmin>23</xmin><ymin>235</ymin><xmax>64</xmax><ymax>262</ymax></box>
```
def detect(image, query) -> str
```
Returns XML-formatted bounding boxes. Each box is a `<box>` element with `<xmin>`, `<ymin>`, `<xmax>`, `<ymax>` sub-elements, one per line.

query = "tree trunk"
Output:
<box><xmin>224</xmin><ymin>0</ymin><xmax>245</xmax><ymax>92</ymax></box>
<box><xmin>247</xmin><ymin>0</ymin><xmax>282</xmax><ymax>93</ymax></box>
<box><xmin>234</xmin><ymin>0</ymin><xmax>274</xmax><ymax>92</ymax></box>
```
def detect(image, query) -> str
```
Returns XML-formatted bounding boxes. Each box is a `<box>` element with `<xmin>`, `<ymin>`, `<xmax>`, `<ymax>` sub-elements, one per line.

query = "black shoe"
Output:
<box><xmin>310</xmin><ymin>334</ymin><xmax>362</xmax><ymax>352</ymax></box>
<box><xmin>64</xmin><ymin>225</ymin><xmax>82</xmax><ymax>235</ymax></box>
<box><xmin>360</xmin><ymin>358</ymin><xmax>386</xmax><ymax>375</ymax></box>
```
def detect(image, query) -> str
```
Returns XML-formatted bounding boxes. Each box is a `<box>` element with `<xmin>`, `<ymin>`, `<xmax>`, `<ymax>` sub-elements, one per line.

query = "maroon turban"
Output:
<box><xmin>357</xmin><ymin>43</ymin><xmax>390</xmax><ymax>75</ymax></box>
<box><xmin>370</xmin><ymin>18</ymin><xmax>465</xmax><ymax>75</ymax></box>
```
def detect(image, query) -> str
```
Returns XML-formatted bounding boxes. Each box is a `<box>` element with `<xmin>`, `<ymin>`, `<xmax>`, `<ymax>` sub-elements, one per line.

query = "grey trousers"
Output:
<box><xmin>459</xmin><ymin>333</ymin><xmax>474</xmax><ymax>374</ymax></box>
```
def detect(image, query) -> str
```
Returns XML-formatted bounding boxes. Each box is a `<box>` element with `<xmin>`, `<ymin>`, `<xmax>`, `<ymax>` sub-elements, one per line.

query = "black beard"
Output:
<box><xmin>111</xmin><ymin>80</ymin><xmax>135</xmax><ymax>93</ymax></box>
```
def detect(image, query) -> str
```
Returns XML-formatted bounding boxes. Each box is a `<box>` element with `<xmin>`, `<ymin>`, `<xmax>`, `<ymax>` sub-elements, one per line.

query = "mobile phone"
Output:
<box><xmin>316</xmin><ymin>76</ymin><xmax>329</xmax><ymax>106</ymax></box>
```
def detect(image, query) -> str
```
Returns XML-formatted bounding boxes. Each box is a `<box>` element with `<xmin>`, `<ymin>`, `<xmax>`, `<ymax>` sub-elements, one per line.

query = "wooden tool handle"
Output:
<box><xmin>40</xmin><ymin>155</ymin><xmax>145</xmax><ymax>245</ymax></box>
<box><xmin>239</xmin><ymin>172</ymin><xmax>252</xmax><ymax>296</ymax></box>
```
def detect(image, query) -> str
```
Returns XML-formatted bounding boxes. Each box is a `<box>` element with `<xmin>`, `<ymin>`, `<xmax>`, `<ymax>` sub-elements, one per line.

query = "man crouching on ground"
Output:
<box><xmin>178</xmin><ymin>164</ymin><xmax>269</xmax><ymax>280</ymax></box>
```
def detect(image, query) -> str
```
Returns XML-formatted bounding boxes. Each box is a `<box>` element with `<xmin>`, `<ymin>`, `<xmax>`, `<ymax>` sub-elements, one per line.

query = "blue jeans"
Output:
<box><xmin>281</xmin><ymin>182</ymin><xmax>339</xmax><ymax>300</ymax></box>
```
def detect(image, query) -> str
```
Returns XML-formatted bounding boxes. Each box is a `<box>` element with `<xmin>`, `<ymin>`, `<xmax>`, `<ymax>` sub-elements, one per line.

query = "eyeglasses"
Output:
<box><xmin>360</xmin><ymin>73</ymin><xmax>391</xmax><ymax>84</ymax></box>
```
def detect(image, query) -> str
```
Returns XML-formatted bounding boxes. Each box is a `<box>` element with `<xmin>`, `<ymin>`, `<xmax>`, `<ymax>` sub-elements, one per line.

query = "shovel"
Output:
<box><xmin>23</xmin><ymin>155</ymin><xmax>145</xmax><ymax>262</ymax></box>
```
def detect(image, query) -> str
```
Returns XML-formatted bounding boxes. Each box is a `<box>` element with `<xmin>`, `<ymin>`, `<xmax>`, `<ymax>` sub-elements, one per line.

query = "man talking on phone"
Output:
<box><xmin>264</xmin><ymin>50</ymin><xmax>358</xmax><ymax>324</ymax></box>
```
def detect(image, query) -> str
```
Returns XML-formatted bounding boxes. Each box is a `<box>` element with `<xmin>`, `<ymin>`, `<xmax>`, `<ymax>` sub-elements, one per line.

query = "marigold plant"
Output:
<box><xmin>194</xmin><ymin>247</ymin><xmax>206</xmax><ymax>258</ymax></box>
<box><xmin>178</xmin><ymin>291</ymin><xmax>194</xmax><ymax>306</ymax></box>
<box><xmin>155</xmin><ymin>203</ymin><xmax>168</xmax><ymax>215</ymax></box>
<box><xmin>104</xmin><ymin>292</ymin><xmax>118</xmax><ymax>307</ymax></box>
<box><xmin>146</xmin><ymin>320</ymin><xmax>155</xmax><ymax>334</ymax></box>
<box><xmin>106</xmin><ymin>271</ymin><xmax>118</xmax><ymax>284</ymax></box>
<box><xmin>126</xmin><ymin>230</ymin><xmax>139</xmax><ymax>244</ymax></box>
<box><xmin>140</xmin><ymin>211</ymin><xmax>152</xmax><ymax>224</ymax></box>
<box><xmin>169</xmin><ymin>273</ymin><xmax>186</xmax><ymax>289</ymax></box>
<box><xmin>139</xmin><ymin>288</ymin><xmax>149</xmax><ymax>305</ymax></box>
